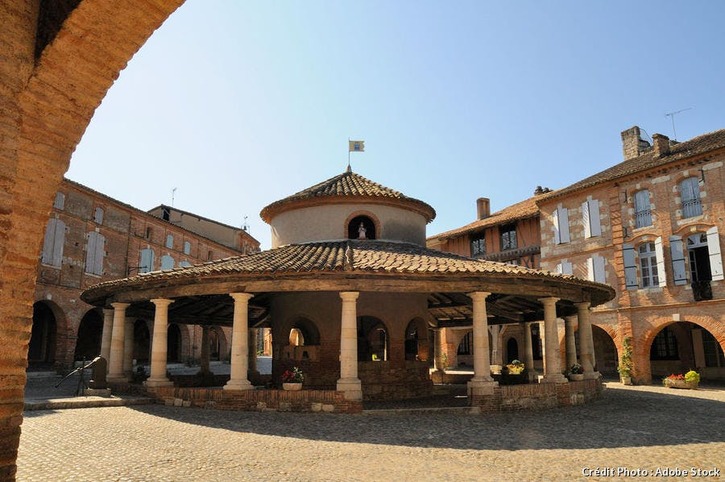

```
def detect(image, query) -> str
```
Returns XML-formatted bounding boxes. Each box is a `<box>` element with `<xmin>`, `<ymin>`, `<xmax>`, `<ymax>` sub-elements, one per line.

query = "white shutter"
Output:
<box><xmin>94</xmin><ymin>234</ymin><xmax>105</xmax><ymax>275</ymax></box>
<box><xmin>41</xmin><ymin>219</ymin><xmax>56</xmax><ymax>265</ymax></box>
<box><xmin>594</xmin><ymin>255</ymin><xmax>606</xmax><ymax>283</ymax></box>
<box><xmin>654</xmin><ymin>237</ymin><xmax>667</xmax><ymax>287</ymax></box>
<box><xmin>587</xmin><ymin>257</ymin><xmax>595</xmax><ymax>281</ymax></box>
<box><xmin>553</xmin><ymin>209</ymin><xmax>561</xmax><ymax>244</ymax></box>
<box><xmin>85</xmin><ymin>232</ymin><xmax>97</xmax><ymax>274</ymax></box>
<box><xmin>670</xmin><ymin>235</ymin><xmax>687</xmax><ymax>285</ymax></box>
<box><xmin>623</xmin><ymin>243</ymin><xmax>638</xmax><ymax>290</ymax></box>
<box><xmin>582</xmin><ymin>201</ymin><xmax>591</xmax><ymax>238</ymax></box>
<box><xmin>52</xmin><ymin>219</ymin><xmax>65</xmax><ymax>267</ymax></box>
<box><xmin>558</xmin><ymin>206</ymin><xmax>570</xmax><ymax>243</ymax></box>
<box><xmin>706</xmin><ymin>226</ymin><xmax>724</xmax><ymax>281</ymax></box>
<box><xmin>588</xmin><ymin>200</ymin><xmax>601</xmax><ymax>237</ymax></box>
<box><xmin>561</xmin><ymin>260</ymin><xmax>573</xmax><ymax>275</ymax></box>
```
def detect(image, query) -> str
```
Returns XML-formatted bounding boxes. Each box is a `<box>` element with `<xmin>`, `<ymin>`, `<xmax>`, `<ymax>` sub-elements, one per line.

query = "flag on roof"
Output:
<box><xmin>349</xmin><ymin>140</ymin><xmax>365</xmax><ymax>152</ymax></box>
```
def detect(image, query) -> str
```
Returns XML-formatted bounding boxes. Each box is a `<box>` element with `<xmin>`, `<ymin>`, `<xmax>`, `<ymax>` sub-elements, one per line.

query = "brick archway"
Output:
<box><xmin>1</xmin><ymin>2</ymin><xmax>184</xmax><ymax>478</ymax></box>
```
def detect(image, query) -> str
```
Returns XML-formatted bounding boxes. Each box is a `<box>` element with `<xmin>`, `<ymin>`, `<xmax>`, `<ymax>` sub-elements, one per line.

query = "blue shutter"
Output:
<box><xmin>623</xmin><ymin>243</ymin><xmax>638</xmax><ymax>290</ymax></box>
<box><xmin>669</xmin><ymin>235</ymin><xmax>687</xmax><ymax>285</ymax></box>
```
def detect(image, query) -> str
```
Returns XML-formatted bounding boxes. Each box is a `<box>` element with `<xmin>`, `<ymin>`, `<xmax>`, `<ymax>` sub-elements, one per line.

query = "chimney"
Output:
<box><xmin>652</xmin><ymin>133</ymin><xmax>670</xmax><ymax>157</ymax></box>
<box><xmin>476</xmin><ymin>197</ymin><xmax>490</xmax><ymax>219</ymax></box>
<box><xmin>621</xmin><ymin>126</ymin><xmax>651</xmax><ymax>160</ymax></box>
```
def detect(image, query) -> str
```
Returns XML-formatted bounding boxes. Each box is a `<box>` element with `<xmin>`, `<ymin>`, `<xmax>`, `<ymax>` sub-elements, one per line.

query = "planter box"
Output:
<box><xmin>282</xmin><ymin>383</ymin><xmax>303</xmax><ymax>391</ymax></box>
<box><xmin>663</xmin><ymin>379</ymin><xmax>698</xmax><ymax>389</ymax></box>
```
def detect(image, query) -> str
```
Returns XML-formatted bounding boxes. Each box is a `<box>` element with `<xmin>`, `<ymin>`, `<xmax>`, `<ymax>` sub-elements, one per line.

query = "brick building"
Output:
<box><xmin>31</xmin><ymin>178</ymin><xmax>260</xmax><ymax>371</ymax></box>
<box><xmin>429</xmin><ymin>127</ymin><xmax>725</xmax><ymax>384</ymax></box>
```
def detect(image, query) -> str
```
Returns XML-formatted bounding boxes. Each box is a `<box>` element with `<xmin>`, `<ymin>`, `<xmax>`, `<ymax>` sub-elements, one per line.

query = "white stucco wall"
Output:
<box><xmin>269</xmin><ymin>203</ymin><xmax>428</xmax><ymax>247</ymax></box>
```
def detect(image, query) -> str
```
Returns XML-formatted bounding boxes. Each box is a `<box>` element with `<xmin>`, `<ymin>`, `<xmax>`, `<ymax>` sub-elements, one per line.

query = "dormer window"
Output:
<box><xmin>500</xmin><ymin>223</ymin><xmax>517</xmax><ymax>251</ymax></box>
<box><xmin>348</xmin><ymin>215</ymin><xmax>376</xmax><ymax>240</ymax></box>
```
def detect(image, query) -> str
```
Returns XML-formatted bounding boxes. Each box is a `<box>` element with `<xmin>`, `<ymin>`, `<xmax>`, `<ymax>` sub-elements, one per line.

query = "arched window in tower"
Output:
<box><xmin>348</xmin><ymin>215</ymin><xmax>376</xmax><ymax>240</ymax></box>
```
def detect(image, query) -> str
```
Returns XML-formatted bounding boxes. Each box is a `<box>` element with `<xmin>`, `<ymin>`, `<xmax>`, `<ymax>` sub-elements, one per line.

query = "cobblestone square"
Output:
<box><xmin>17</xmin><ymin>384</ymin><xmax>725</xmax><ymax>481</ymax></box>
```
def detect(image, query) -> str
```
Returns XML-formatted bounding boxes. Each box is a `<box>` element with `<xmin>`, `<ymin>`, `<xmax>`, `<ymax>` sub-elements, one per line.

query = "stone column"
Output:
<box><xmin>337</xmin><ymin>291</ymin><xmax>362</xmax><ymax>400</ymax></box>
<box><xmin>564</xmin><ymin>315</ymin><xmax>578</xmax><ymax>370</ymax></box>
<box><xmin>540</xmin><ymin>297</ymin><xmax>567</xmax><ymax>383</ymax></box>
<box><xmin>576</xmin><ymin>302</ymin><xmax>599</xmax><ymax>379</ymax></box>
<box><xmin>107</xmin><ymin>303</ymin><xmax>129</xmax><ymax>382</ymax></box>
<box><xmin>248</xmin><ymin>328</ymin><xmax>259</xmax><ymax>379</ymax></box>
<box><xmin>467</xmin><ymin>292</ymin><xmax>497</xmax><ymax>396</ymax></box>
<box><xmin>522</xmin><ymin>322</ymin><xmax>538</xmax><ymax>382</ymax></box>
<box><xmin>489</xmin><ymin>325</ymin><xmax>502</xmax><ymax>374</ymax></box>
<box><xmin>433</xmin><ymin>328</ymin><xmax>445</xmax><ymax>371</ymax></box>
<box><xmin>145</xmin><ymin>299</ymin><xmax>174</xmax><ymax>388</ymax></box>
<box><xmin>224</xmin><ymin>293</ymin><xmax>254</xmax><ymax>391</ymax></box>
<box><xmin>123</xmin><ymin>318</ymin><xmax>134</xmax><ymax>378</ymax></box>
<box><xmin>199</xmin><ymin>325</ymin><xmax>210</xmax><ymax>375</ymax></box>
<box><xmin>100</xmin><ymin>308</ymin><xmax>113</xmax><ymax>367</ymax></box>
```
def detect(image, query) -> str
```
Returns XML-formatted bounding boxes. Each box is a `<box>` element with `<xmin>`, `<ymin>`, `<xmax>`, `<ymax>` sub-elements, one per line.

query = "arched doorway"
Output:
<box><xmin>74</xmin><ymin>310</ymin><xmax>103</xmax><ymax>361</ymax></box>
<box><xmin>404</xmin><ymin>318</ymin><xmax>430</xmax><ymax>362</ymax></box>
<box><xmin>358</xmin><ymin>316</ymin><xmax>388</xmax><ymax>361</ymax></box>
<box><xmin>167</xmin><ymin>324</ymin><xmax>182</xmax><ymax>363</ymax></box>
<box><xmin>133</xmin><ymin>320</ymin><xmax>150</xmax><ymax>364</ymax></box>
<box><xmin>592</xmin><ymin>326</ymin><xmax>618</xmax><ymax>376</ymax></box>
<box><xmin>28</xmin><ymin>302</ymin><xmax>58</xmax><ymax>369</ymax></box>
<box><xmin>649</xmin><ymin>321</ymin><xmax>724</xmax><ymax>381</ymax></box>
<box><xmin>506</xmin><ymin>337</ymin><xmax>519</xmax><ymax>363</ymax></box>
<box><xmin>209</xmin><ymin>328</ymin><xmax>221</xmax><ymax>361</ymax></box>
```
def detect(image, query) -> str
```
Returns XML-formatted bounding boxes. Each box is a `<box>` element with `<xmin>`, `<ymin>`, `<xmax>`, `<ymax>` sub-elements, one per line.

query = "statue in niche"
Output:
<box><xmin>358</xmin><ymin>222</ymin><xmax>367</xmax><ymax>239</ymax></box>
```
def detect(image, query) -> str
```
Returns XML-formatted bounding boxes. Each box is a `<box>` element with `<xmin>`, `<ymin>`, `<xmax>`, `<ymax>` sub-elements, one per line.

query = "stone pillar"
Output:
<box><xmin>576</xmin><ymin>302</ymin><xmax>599</xmax><ymax>379</ymax></box>
<box><xmin>224</xmin><ymin>293</ymin><xmax>254</xmax><ymax>391</ymax></box>
<box><xmin>337</xmin><ymin>291</ymin><xmax>362</xmax><ymax>400</ymax></box>
<box><xmin>123</xmin><ymin>318</ymin><xmax>134</xmax><ymax>378</ymax></box>
<box><xmin>433</xmin><ymin>328</ymin><xmax>445</xmax><ymax>371</ymax></box>
<box><xmin>248</xmin><ymin>328</ymin><xmax>259</xmax><ymax>379</ymax></box>
<box><xmin>522</xmin><ymin>322</ymin><xmax>538</xmax><ymax>382</ymax></box>
<box><xmin>540</xmin><ymin>297</ymin><xmax>567</xmax><ymax>383</ymax></box>
<box><xmin>564</xmin><ymin>315</ymin><xmax>578</xmax><ymax>370</ymax></box>
<box><xmin>467</xmin><ymin>292</ymin><xmax>497</xmax><ymax>396</ymax></box>
<box><xmin>145</xmin><ymin>299</ymin><xmax>174</xmax><ymax>388</ymax></box>
<box><xmin>100</xmin><ymin>308</ymin><xmax>113</xmax><ymax>368</ymax></box>
<box><xmin>107</xmin><ymin>303</ymin><xmax>129</xmax><ymax>382</ymax></box>
<box><xmin>489</xmin><ymin>325</ymin><xmax>502</xmax><ymax>373</ymax></box>
<box><xmin>199</xmin><ymin>325</ymin><xmax>210</xmax><ymax>375</ymax></box>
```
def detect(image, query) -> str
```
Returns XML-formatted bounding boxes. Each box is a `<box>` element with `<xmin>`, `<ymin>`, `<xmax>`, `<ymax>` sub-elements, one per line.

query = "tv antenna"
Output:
<box><xmin>171</xmin><ymin>187</ymin><xmax>178</xmax><ymax>206</ymax></box>
<box><xmin>664</xmin><ymin>107</ymin><xmax>692</xmax><ymax>141</ymax></box>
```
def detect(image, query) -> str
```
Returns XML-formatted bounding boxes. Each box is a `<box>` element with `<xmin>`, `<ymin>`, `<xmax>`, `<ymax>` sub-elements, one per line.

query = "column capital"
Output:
<box><xmin>150</xmin><ymin>298</ymin><xmax>174</xmax><ymax>308</ymax></box>
<box><xmin>575</xmin><ymin>301</ymin><xmax>591</xmax><ymax>311</ymax></box>
<box><xmin>111</xmin><ymin>302</ymin><xmax>130</xmax><ymax>310</ymax></box>
<box><xmin>339</xmin><ymin>291</ymin><xmax>360</xmax><ymax>302</ymax></box>
<box><xmin>230</xmin><ymin>292</ymin><xmax>254</xmax><ymax>303</ymax></box>
<box><xmin>467</xmin><ymin>291</ymin><xmax>491</xmax><ymax>302</ymax></box>
<box><xmin>539</xmin><ymin>296</ymin><xmax>560</xmax><ymax>307</ymax></box>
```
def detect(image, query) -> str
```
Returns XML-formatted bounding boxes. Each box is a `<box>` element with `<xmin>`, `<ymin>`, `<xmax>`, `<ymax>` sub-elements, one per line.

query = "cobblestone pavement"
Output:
<box><xmin>17</xmin><ymin>383</ymin><xmax>725</xmax><ymax>482</ymax></box>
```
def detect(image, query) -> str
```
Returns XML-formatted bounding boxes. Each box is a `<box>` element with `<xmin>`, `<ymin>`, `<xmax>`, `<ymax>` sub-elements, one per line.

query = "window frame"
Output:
<box><xmin>633</xmin><ymin>189</ymin><xmax>652</xmax><ymax>228</ymax></box>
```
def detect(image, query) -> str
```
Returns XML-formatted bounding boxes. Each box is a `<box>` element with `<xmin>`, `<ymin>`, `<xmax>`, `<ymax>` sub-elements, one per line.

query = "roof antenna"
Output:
<box><xmin>664</xmin><ymin>108</ymin><xmax>692</xmax><ymax>141</ymax></box>
<box><xmin>171</xmin><ymin>187</ymin><xmax>177</xmax><ymax>207</ymax></box>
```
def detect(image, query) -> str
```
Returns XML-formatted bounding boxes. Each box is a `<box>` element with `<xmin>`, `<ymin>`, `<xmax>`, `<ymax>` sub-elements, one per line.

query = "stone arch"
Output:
<box><xmin>208</xmin><ymin>326</ymin><xmax>228</xmax><ymax>361</ymax></box>
<box><xmin>358</xmin><ymin>316</ymin><xmax>388</xmax><ymax>362</ymax></box>
<box><xmin>505</xmin><ymin>337</ymin><xmax>519</xmax><ymax>363</ymax></box>
<box><xmin>28</xmin><ymin>301</ymin><xmax>64</xmax><ymax>368</ymax></box>
<box><xmin>592</xmin><ymin>325</ymin><xmax>618</xmax><ymax>376</ymax></box>
<box><xmin>404</xmin><ymin>317</ymin><xmax>430</xmax><ymax>362</ymax></box>
<box><xmin>346</xmin><ymin>212</ymin><xmax>380</xmax><ymax>240</ymax></box>
<box><xmin>281</xmin><ymin>316</ymin><xmax>321</xmax><ymax>362</ymax></box>
<box><xmin>133</xmin><ymin>319</ymin><xmax>151</xmax><ymax>363</ymax></box>
<box><xmin>73</xmin><ymin>308</ymin><xmax>103</xmax><ymax>361</ymax></box>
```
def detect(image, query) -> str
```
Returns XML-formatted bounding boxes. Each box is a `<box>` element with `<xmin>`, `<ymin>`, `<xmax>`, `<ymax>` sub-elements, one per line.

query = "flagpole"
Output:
<box><xmin>347</xmin><ymin>137</ymin><xmax>351</xmax><ymax>171</ymax></box>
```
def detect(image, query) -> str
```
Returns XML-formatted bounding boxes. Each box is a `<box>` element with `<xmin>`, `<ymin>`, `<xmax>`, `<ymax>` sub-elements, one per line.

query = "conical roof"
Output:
<box><xmin>260</xmin><ymin>169</ymin><xmax>436</xmax><ymax>223</ymax></box>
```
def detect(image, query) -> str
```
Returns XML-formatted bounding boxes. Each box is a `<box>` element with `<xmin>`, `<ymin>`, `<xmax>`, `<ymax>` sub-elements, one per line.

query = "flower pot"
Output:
<box><xmin>664</xmin><ymin>379</ymin><xmax>697</xmax><ymax>389</ymax></box>
<box><xmin>620</xmin><ymin>376</ymin><xmax>632</xmax><ymax>385</ymax></box>
<box><xmin>568</xmin><ymin>373</ymin><xmax>584</xmax><ymax>381</ymax></box>
<box><xmin>282</xmin><ymin>383</ymin><xmax>302</xmax><ymax>391</ymax></box>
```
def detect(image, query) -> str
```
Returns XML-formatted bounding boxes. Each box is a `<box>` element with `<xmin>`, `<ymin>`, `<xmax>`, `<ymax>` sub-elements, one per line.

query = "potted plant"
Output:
<box><xmin>617</xmin><ymin>336</ymin><xmax>633</xmax><ymax>385</ymax></box>
<box><xmin>568</xmin><ymin>363</ymin><xmax>584</xmax><ymax>381</ymax></box>
<box><xmin>281</xmin><ymin>366</ymin><xmax>304</xmax><ymax>391</ymax></box>
<box><xmin>506</xmin><ymin>359</ymin><xmax>525</xmax><ymax>375</ymax></box>
<box><xmin>663</xmin><ymin>370</ymin><xmax>699</xmax><ymax>389</ymax></box>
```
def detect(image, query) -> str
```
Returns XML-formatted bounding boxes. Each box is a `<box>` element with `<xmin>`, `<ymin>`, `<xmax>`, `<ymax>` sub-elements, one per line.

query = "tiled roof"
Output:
<box><xmin>260</xmin><ymin>169</ymin><xmax>436</xmax><ymax>222</ymax></box>
<box><xmin>547</xmin><ymin>129</ymin><xmax>725</xmax><ymax>200</ymax></box>
<box><xmin>82</xmin><ymin>240</ymin><xmax>613</xmax><ymax>304</ymax></box>
<box><xmin>428</xmin><ymin>192</ymin><xmax>555</xmax><ymax>241</ymax></box>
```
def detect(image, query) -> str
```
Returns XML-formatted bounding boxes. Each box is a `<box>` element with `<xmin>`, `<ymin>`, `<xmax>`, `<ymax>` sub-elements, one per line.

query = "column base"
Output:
<box><xmin>144</xmin><ymin>378</ymin><xmax>173</xmax><ymax>388</ymax></box>
<box><xmin>527</xmin><ymin>370</ymin><xmax>539</xmax><ymax>383</ymax></box>
<box><xmin>584</xmin><ymin>371</ymin><xmax>601</xmax><ymax>380</ymax></box>
<box><xmin>107</xmin><ymin>375</ymin><xmax>130</xmax><ymax>384</ymax></box>
<box><xmin>542</xmin><ymin>373</ymin><xmax>569</xmax><ymax>384</ymax></box>
<box><xmin>467</xmin><ymin>378</ymin><xmax>498</xmax><ymax>396</ymax></box>
<box><xmin>223</xmin><ymin>379</ymin><xmax>253</xmax><ymax>391</ymax></box>
<box><xmin>336</xmin><ymin>378</ymin><xmax>362</xmax><ymax>401</ymax></box>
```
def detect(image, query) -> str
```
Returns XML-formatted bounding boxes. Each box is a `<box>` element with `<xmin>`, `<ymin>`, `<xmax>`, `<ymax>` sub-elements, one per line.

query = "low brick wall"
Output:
<box><xmin>472</xmin><ymin>378</ymin><xmax>604</xmax><ymax>412</ymax></box>
<box><xmin>359</xmin><ymin>361</ymin><xmax>433</xmax><ymax>400</ymax></box>
<box><xmin>150</xmin><ymin>387</ymin><xmax>363</xmax><ymax>414</ymax></box>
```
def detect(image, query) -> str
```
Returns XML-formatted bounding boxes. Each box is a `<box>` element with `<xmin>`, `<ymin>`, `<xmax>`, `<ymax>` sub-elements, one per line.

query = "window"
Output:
<box><xmin>53</xmin><ymin>192</ymin><xmax>65</xmax><ymax>210</ymax></box>
<box><xmin>139</xmin><ymin>248</ymin><xmax>154</xmax><ymax>273</ymax></box>
<box><xmin>470</xmin><ymin>234</ymin><xmax>485</xmax><ymax>257</ymax></box>
<box><xmin>179</xmin><ymin>260</ymin><xmax>192</xmax><ymax>268</ymax></box>
<box><xmin>93</xmin><ymin>207</ymin><xmax>104</xmax><ymax>224</ymax></box>
<box><xmin>347</xmin><ymin>215</ymin><xmax>376</xmax><ymax>240</ymax></box>
<box><xmin>85</xmin><ymin>231</ymin><xmax>105</xmax><ymax>275</ymax></box>
<box><xmin>41</xmin><ymin>218</ymin><xmax>65</xmax><ymax>267</ymax></box>
<box><xmin>160</xmin><ymin>254</ymin><xmax>174</xmax><ymax>270</ymax></box>
<box><xmin>500</xmin><ymin>223</ymin><xmax>517</xmax><ymax>250</ymax></box>
<box><xmin>145</xmin><ymin>227</ymin><xmax>152</xmax><ymax>240</ymax></box>
<box><xmin>702</xmin><ymin>330</ymin><xmax>725</xmax><ymax>368</ymax></box>
<box><xmin>183</xmin><ymin>241</ymin><xmax>191</xmax><ymax>255</ymax></box>
<box><xmin>207</xmin><ymin>250</ymin><xmax>213</xmax><ymax>261</ymax></box>
<box><xmin>650</xmin><ymin>327</ymin><xmax>678</xmax><ymax>360</ymax></box>
<box><xmin>162</xmin><ymin>206</ymin><xmax>171</xmax><ymax>221</ymax></box>
<box><xmin>680</xmin><ymin>177</ymin><xmax>702</xmax><ymax>218</ymax></box>
<box><xmin>634</xmin><ymin>190</ymin><xmax>652</xmax><ymax>228</ymax></box>
<box><xmin>555</xmin><ymin>261</ymin><xmax>573</xmax><ymax>275</ymax></box>
<box><xmin>587</xmin><ymin>255</ymin><xmax>606</xmax><ymax>283</ymax></box>
<box><xmin>553</xmin><ymin>206</ymin><xmax>570</xmax><ymax>244</ymax></box>
<box><xmin>581</xmin><ymin>198</ymin><xmax>601</xmax><ymax>238</ymax></box>
<box><xmin>639</xmin><ymin>242</ymin><xmax>659</xmax><ymax>287</ymax></box>
<box><xmin>166</xmin><ymin>234</ymin><xmax>174</xmax><ymax>249</ymax></box>
<box><xmin>457</xmin><ymin>332</ymin><xmax>472</xmax><ymax>355</ymax></box>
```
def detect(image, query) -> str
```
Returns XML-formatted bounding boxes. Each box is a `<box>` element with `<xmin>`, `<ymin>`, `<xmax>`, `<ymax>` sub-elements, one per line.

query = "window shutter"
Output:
<box><xmin>669</xmin><ymin>235</ymin><xmax>687</xmax><ymax>285</ymax></box>
<box><xmin>161</xmin><ymin>255</ymin><xmax>174</xmax><ymax>270</ymax></box>
<box><xmin>706</xmin><ymin>226</ymin><xmax>724</xmax><ymax>281</ymax></box>
<box><xmin>85</xmin><ymin>232</ymin><xmax>97</xmax><ymax>274</ymax></box>
<box><xmin>587</xmin><ymin>257</ymin><xmax>595</xmax><ymax>281</ymax></box>
<box><xmin>582</xmin><ymin>201</ymin><xmax>591</xmax><ymax>238</ymax></box>
<box><xmin>561</xmin><ymin>260</ymin><xmax>573</xmax><ymax>275</ymax></box>
<box><xmin>140</xmin><ymin>248</ymin><xmax>154</xmax><ymax>273</ymax></box>
<box><xmin>52</xmin><ymin>219</ymin><xmax>65</xmax><ymax>267</ymax></box>
<box><xmin>588</xmin><ymin>200</ymin><xmax>601</xmax><ymax>237</ymax></box>
<box><xmin>594</xmin><ymin>255</ymin><xmax>606</xmax><ymax>283</ymax></box>
<box><xmin>654</xmin><ymin>237</ymin><xmax>667</xmax><ymax>287</ymax></box>
<box><xmin>41</xmin><ymin>219</ymin><xmax>56</xmax><ymax>265</ymax></box>
<box><xmin>553</xmin><ymin>209</ymin><xmax>560</xmax><ymax>244</ymax></box>
<box><xmin>555</xmin><ymin>206</ymin><xmax>570</xmax><ymax>243</ymax></box>
<box><xmin>623</xmin><ymin>243</ymin><xmax>638</xmax><ymax>290</ymax></box>
<box><xmin>94</xmin><ymin>234</ymin><xmax>105</xmax><ymax>275</ymax></box>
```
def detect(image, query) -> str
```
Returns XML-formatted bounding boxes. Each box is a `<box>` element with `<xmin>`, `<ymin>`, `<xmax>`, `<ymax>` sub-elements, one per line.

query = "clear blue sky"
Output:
<box><xmin>67</xmin><ymin>1</ymin><xmax>725</xmax><ymax>249</ymax></box>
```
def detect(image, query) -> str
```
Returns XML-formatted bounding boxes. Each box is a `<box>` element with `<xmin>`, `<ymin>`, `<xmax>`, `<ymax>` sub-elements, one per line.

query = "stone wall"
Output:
<box><xmin>471</xmin><ymin>378</ymin><xmax>604</xmax><ymax>412</ymax></box>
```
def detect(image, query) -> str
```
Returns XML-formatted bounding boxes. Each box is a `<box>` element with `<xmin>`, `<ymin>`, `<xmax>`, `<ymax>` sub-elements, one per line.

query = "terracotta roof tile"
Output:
<box><xmin>260</xmin><ymin>170</ymin><xmax>436</xmax><ymax>222</ymax></box>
